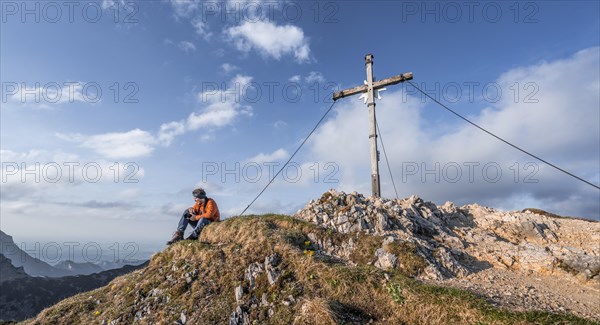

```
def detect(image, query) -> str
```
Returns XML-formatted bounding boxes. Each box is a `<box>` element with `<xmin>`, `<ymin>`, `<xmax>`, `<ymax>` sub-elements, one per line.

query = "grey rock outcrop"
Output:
<box><xmin>295</xmin><ymin>190</ymin><xmax>599</xmax><ymax>283</ymax></box>
<box><xmin>229</xmin><ymin>306</ymin><xmax>249</xmax><ymax>325</ymax></box>
<box><xmin>245</xmin><ymin>262</ymin><xmax>264</xmax><ymax>289</ymax></box>
<box><xmin>264</xmin><ymin>253</ymin><xmax>281</xmax><ymax>285</ymax></box>
<box><xmin>374</xmin><ymin>248</ymin><xmax>397</xmax><ymax>270</ymax></box>
<box><xmin>228</xmin><ymin>252</ymin><xmax>288</xmax><ymax>325</ymax></box>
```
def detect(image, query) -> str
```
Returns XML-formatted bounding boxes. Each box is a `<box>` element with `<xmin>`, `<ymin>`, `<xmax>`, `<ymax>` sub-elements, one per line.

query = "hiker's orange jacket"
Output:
<box><xmin>191</xmin><ymin>198</ymin><xmax>220</xmax><ymax>222</ymax></box>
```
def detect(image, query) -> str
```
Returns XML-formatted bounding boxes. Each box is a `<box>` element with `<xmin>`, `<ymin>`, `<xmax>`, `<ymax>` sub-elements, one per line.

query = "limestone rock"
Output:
<box><xmin>229</xmin><ymin>306</ymin><xmax>249</xmax><ymax>325</ymax></box>
<box><xmin>235</xmin><ymin>285</ymin><xmax>243</xmax><ymax>304</ymax></box>
<box><xmin>294</xmin><ymin>189</ymin><xmax>599</xmax><ymax>284</ymax></box>
<box><xmin>245</xmin><ymin>262</ymin><xmax>264</xmax><ymax>289</ymax></box>
<box><xmin>180</xmin><ymin>311</ymin><xmax>187</xmax><ymax>324</ymax></box>
<box><xmin>374</xmin><ymin>248</ymin><xmax>397</xmax><ymax>270</ymax></box>
<box><xmin>265</xmin><ymin>253</ymin><xmax>282</xmax><ymax>285</ymax></box>
<box><xmin>433</xmin><ymin>247</ymin><xmax>470</xmax><ymax>278</ymax></box>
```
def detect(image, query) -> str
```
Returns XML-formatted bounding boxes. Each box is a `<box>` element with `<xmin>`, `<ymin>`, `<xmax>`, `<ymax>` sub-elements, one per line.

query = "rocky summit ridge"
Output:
<box><xmin>295</xmin><ymin>189</ymin><xmax>599</xmax><ymax>283</ymax></box>
<box><xmin>17</xmin><ymin>190</ymin><xmax>600</xmax><ymax>324</ymax></box>
<box><xmin>294</xmin><ymin>190</ymin><xmax>600</xmax><ymax>320</ymax></box>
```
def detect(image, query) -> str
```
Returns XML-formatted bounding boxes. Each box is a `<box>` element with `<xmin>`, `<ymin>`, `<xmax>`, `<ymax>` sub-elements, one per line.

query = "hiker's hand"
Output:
<box><xmin>188</xmin><ymin>207</ymin><xmax>195</xmax><ymax>215</ymax></box>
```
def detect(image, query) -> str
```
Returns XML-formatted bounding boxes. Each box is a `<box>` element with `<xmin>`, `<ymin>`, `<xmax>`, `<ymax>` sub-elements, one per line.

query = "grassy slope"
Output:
<box><xmin>20</xmin><ymin>215</ymin><xmax>598</xmax><ymax>325</ymax></box>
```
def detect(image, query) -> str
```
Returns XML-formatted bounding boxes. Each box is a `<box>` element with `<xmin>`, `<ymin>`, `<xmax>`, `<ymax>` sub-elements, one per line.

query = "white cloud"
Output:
<box><xmin>1</xmin><ymin>199</ymin><xmax>171</xmax><ymax>244</ymax></box>
<box><xmin>188</xmin><ymin>74</ymin><xmax>254</xmax><ymax>131</ymax></box>
<box><xmin>0</xmin><ymin>149</ymin><xmax>45</xmax><ymax>162</ymax></box>
<box><xmin>119</xmin><ymin>188</ymin><xmax>141</xmax><ymax>199</ymax></box>
<box><xmin>231</xmin><ymin>74</ymin><xmax>252</xmax><ymax>86</ymax></box>
<box><xmin>170</xmin><ymin>0</ymin><xmax>201</xmax><ymax>18</ymax></box>
<box><xmin>0</xmin><ymin>152</ymin><xmax>150</xmax><ymax>221</ymax></box>
<box><xmin>245</xmin><ymin>148</ymin><xmax>289</xmax><ymax>164</ymax></box>
<box><xmin>273</xmin><ymin>120</ymin><xmax>288</xmax><ymax>130</ymax></box>
<box><xmin>0</xmin><ymin>151</ymin><xmax>161</xmax><ymax>246</ymax></box>
<box><xmin>305</xmin><ymin>71</ymin><xmax>325</xmax><ymax>83</ymax></box>
<box><xmin>307</xmin><ymin>47</ymin><xmax>600</xmax><ymax>218</ymax></box>
<box><xmin>191</xmin><ymin>18</ymin><xmax>212</xmax><ymax>39</ymax></box>
<box><xmin>212</xmin><ymin>48</ymin><xmax>226</xmax><ymax>58</ymax></box>
<box><xmin>200</xmin><ymin>134</ymin><xmax>215</xmax><ymax>142</ymax></box>
<box><xmin>287</xmin><ymin>72</ymin><xmax>325</xmax><ymax>84</ymax></box>
<box><xmin>49</xmin><ymin>74</ymin><xmax>255</xmax><ymax>159</ymax></box>
<box><xmin>225</xmin><ymin>0</ymin><xmax>266</xmax><ymax>8</ymax></box>
<box><xmin>178</xmin><ymin>41</ymin><xmax>196</xmax><ymax>52</ymax></box>
<box><xmin>193</xmin><ymin>180</ymin><xmax>232</xmax><ymax>197</ymax></box>
<box><xmin>226</xmin><ymin>20</ymin><xmax>311</xmax><ymax>63</ymax></box>
<box><xmin>0</xmin><ymin>149</ymin><xmax>147</xmax><ymax>204</ymax></box>
<box><xmin>221</xmin><ymin>63</ymin><xmax>239</xmax><ymax>74</ymax></box>
<box><xmin>158</xmin><ymin>121</ymin><xmax>186</xmax><ymax>145</ymax></box>
<box><xmin>187</xmin><ymin>102</ymin><xmax>240</xmax><ymax>129</ymax></box>
<box><xmin>223</xmin><ymin>0</ymin><xmax>277</xmax><ymax>23</ymax></box>
<box><xmin>58</xmin><ymin>129</ymin><xmax>156</xmax><ymax>159</ymax></box>
<box><xmin>3</xmin><ymin>81</ymin><xmax>95</xmax><ymax>110</ymax></box>
<box><xmin>101</xmin><ymin>0</ymin><xmax>125</xmax><ymax>9</ymax></box>
<box><xmin>77</xmin><ymin>75</ymin><xmax>253</xmax><ymax>152</ymax></box>
<box><xmin>164</xmin><ymin>39</ymin><xmax>197</xmax><ymax>53</ymax></box>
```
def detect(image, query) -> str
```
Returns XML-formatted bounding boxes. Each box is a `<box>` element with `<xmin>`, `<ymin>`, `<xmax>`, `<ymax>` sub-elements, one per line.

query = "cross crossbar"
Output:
<box><xmin>332</xmin><ymin>72</ymin><xmax>413</xmax><ymax>101</ymax></box>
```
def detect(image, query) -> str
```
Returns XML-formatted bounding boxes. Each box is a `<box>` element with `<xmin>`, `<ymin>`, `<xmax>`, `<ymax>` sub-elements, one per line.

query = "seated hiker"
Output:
<box><xmin>167</xmin><ymin>188</ymin><xmax>220</xmax><ymax>244</ymax></box>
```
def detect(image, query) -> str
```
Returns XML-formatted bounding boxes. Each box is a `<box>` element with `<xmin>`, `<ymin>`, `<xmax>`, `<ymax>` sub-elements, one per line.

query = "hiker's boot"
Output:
<box><xmin>167</xmin><ymin>230</ymin><xmax>183</xmax><ymax>245</ymax></box>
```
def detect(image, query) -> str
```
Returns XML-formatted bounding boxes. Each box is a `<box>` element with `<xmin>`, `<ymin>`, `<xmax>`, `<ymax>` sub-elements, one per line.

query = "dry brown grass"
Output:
<box><xmin>293</xmin><ymin>297</ymin><xmax>338</xmax><ymax>325</ymax></box>
<box><xmin>349</xmin><ymin>233</ymin><xmax>383</xmax><ymax>265</ymax></box>
<box><xmin>384</xmin><ymin>240</ymin><xmax>429</xmax><ymax>277</ymax></box>
<box><xmin>20</xmin><ymin>214</ymin><xmax>595</xmax><ymax>325</ymax></box>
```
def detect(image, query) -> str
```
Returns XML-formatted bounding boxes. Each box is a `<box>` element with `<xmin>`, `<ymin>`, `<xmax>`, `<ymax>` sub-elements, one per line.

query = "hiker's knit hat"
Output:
<box><xmin>192</xmin><ymin>188</ymin><xmax>207</xmax><ymax>199</ymax></box>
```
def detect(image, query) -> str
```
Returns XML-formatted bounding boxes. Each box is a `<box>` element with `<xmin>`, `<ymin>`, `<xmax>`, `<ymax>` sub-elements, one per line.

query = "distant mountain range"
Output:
<box><xmin>52</xmin><ymin>260</ymin><xmax>104</xmax><ymax>275</ymax></box>
<box><xmin>0</xmin><ymin>231</ymin><xmax>72</xmax><ymax>277</ymax></box>
<box><xmin>0</xmin><ymin>254</ymin><xmax>28</xmax><ymax>283</ymax></box>
<box><xmin>0</xmin><ymin>230</ymin><xmax>149</xmax><ymax>322</ymax></box>
<box><xmin>52</xmin><ymin>259</ymin><xmax>146</xmax><ymax>275</ymax></box>
<box><xmin>94</xmin><ymin>258</ymin><xmax>147</xmax><ymax>271</ymax></box>
<box><xmin>0</xmin><ymin>230</ymin><xmax>146</xmax><ymax>277</ymax></box>
<box><xmin>0</xmin><ymin>261</ymin><xmax>148</xmax><ymax>321</ymax></box>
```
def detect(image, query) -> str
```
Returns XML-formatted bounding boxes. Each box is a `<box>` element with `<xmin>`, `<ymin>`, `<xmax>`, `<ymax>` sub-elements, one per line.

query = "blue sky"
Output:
<box><xmin>1</xmin><ymin>1</ymin><xmax>599</xmax><ymax>259</ymax></box>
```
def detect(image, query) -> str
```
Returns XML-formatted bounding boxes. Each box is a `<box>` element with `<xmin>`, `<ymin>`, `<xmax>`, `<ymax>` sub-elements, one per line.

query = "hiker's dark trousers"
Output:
<box><xmin>177</xmin><ymin>210</ymin><xmax>211</xmax><ymax>237</ymax></box>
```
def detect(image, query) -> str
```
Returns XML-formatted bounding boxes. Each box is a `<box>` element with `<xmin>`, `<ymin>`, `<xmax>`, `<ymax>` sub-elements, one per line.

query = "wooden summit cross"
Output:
<box><xmin>332</xmin><ymin>54</ymin><xmax>413</xmax><ymax>197</ymax></box>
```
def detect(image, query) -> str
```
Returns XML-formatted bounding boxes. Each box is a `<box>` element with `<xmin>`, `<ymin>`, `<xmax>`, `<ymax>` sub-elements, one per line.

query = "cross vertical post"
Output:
<box><xmin>332</xmin><ymin>54</ymin><xmax>413</xmax><ymax>198</ymax></box>
<box><xmin>365</xmin><ymin>54</ymin><xmax>381</xmax><ymax>197</ymax></box>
